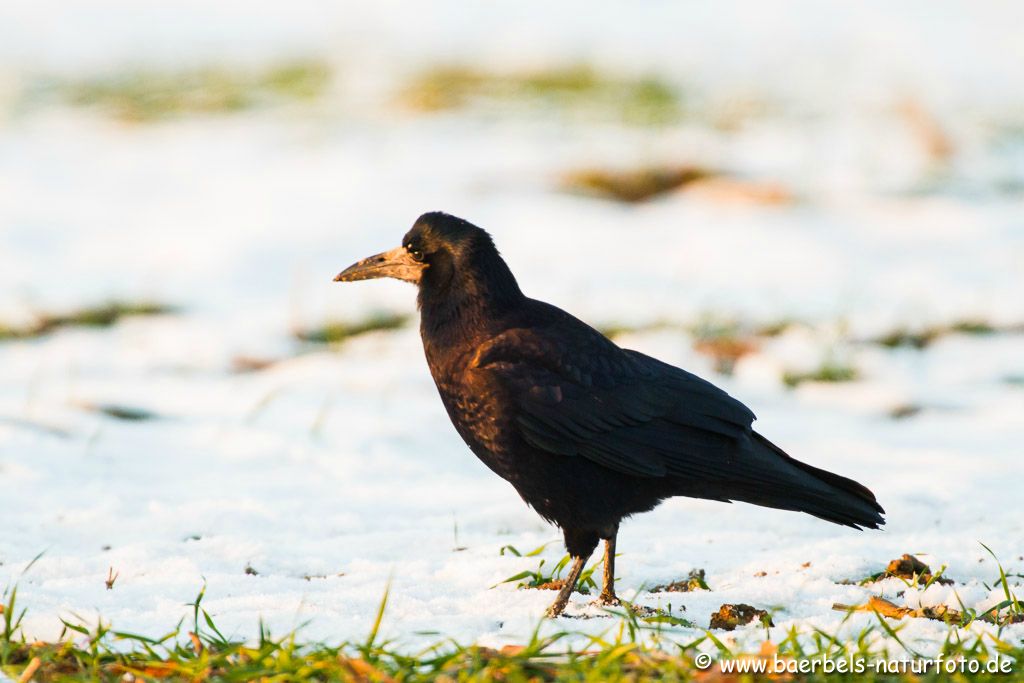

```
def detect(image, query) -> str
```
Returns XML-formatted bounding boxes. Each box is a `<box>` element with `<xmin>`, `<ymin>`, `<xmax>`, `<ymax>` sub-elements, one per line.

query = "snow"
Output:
<box><xmin>0</xmin><ymin>0</ymin><xmax>1022</xmax><ymax>658</ymax></box>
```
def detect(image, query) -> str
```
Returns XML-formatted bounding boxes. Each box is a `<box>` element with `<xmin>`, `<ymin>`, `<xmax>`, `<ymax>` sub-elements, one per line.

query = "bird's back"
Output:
<box><xmin>422</xmin><ymin>295</ymin><xmax>883</xmax><ymax>531</ymax></box>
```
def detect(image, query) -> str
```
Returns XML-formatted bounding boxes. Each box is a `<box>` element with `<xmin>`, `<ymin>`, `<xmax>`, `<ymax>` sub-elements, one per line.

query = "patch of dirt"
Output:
<box><xmin>888</xmin><ymin>404</ymin><xmax>924</xmax><ymax>420</ymax></box>
<box><xmin>652</xmin><ymin>569</ymin><xmax>709</xmax><ymax>593</ymax></box>
<box><xmin>693</xmin><ymin>336</ymin><xmax>759</xmax><ymax>375</ymax></box>
<box><xmin>709</xmin><ymin>603</ymin><xmax>773</xmax><ymax>631</ymax></box>
<box><xmin>231</xmin><ymin>355</ymin><xmax>280</xmax><ymax>373</ymax></box>
<box><xmin>869</xmin><ymin>554</ymin><xmax>954</xmax><ymax>586</ymax></box>
<box><xmin>561</xmin><ymin>165</ymin><xmax>713</xmax><ymax>203</ymax></box>
<box><xmin>887</xmin><ymin>554</ymin><xmax>929</xmax><ymax>578</ymax></box>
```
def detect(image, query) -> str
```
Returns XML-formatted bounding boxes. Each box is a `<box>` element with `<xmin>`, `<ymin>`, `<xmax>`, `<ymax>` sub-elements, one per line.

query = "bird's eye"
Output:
<box><xmin>408</xmin><ymin>246</ymin><xmax>424</xmax><ymax>262</ymax></box>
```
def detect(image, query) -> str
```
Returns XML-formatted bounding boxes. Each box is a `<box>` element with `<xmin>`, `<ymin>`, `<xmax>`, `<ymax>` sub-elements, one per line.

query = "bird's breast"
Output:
<box><xmin>429</xmin><ymin>355</ymin><xmax>520</xmax><ymax>480</ymax></box>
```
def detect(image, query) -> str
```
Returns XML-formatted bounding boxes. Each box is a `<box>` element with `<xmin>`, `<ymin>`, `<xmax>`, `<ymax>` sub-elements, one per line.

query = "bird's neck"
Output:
<box><xmin>418</xmin><ymin>259</ymin><xmax>524</xmax><ymax>353</ymax></box>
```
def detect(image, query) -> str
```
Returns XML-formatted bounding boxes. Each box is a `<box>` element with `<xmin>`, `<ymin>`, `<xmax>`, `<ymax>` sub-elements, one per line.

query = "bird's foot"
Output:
<box><xmin>543</xmin><ymin>555</ymin><xmax>587</xmax><ymax>618</ymax></box>
<box><xmin>545</xmin><ymin>598</ymin><xmax>570</xmax><ymax>618</ymax></box>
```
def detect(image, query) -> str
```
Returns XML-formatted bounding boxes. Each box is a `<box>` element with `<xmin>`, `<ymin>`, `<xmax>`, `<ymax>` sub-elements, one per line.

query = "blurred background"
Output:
<box><xmin>2</xmin><ymin>2</ymin><xmax>1023</xmax><ymax>329</ymax></box>
<box><xmin>0</xmin><ymin>0</ymin><xmax>1021</xmax><ymax>646</ymax></box>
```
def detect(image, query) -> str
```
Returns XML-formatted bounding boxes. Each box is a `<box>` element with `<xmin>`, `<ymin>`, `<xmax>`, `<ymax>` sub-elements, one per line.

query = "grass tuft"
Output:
<box><xmin>3</xmin><ymin>574</ymin><xmax>1024</xmax><ymax>681</ymax></box>
<box><xmin>888</xmin><ymin>404</ymin><xmax>923</xmax><ymax>420</ymax></box>
<box><xmin>52</xmin><ymin>60</ymin><xmax>331</xmax><ymax>121</ymax></box>
<box><xmin>690</xmin><ymin>318</ymin><xmax>759</xmax><ymax>376</ymax></box>
<box><xmin>81</xmin><ymin>403</ymin><xmax>161</xmax><ymax>422</ymax></box>
<box><xmin>872</xmin><ymin>318</ymin><xmax>1006</xmax><ymax>350</ymax></box>
<box><xmin>595</xmin><ymin>320</ymin><xmax>676</xmax><ymax>340</ymax></box>
<box><xmin>783</xmin><ymin>360</ymin><xmax>859</xmax><ymax>388</ymax></box>
<box><xmin>401</xmin><ymin>65</ymin><xmax>681</xmax><ymax>125</ymax></box>
<box><xmin>0</xmin><ymin>301</ymin><xmax>173</xmax><ymax>341</ymax></box>
<box><xmin>295</xmin><ymin>312</ymin><xmax>410</xmax><ymax>345</ymax></box>
<box><xmin>562</xmin><ymin>165</ymin><xmax>712</xmax><ymax>203</ymax></box>
<box><xmin>652</xmin><ymin>569</ymin><xmax>711</xmax><ymax>594</ymax></box>
<box><xmin>494</xmin><ymin>544</ymin><xmax>601</xmax><ymax>594</ymax></box>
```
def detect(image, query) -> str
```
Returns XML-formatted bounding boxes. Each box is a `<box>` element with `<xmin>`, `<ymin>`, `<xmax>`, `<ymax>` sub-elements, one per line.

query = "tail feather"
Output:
<box><xmin>734</xmin><ymin>433</ymin><xmax>885</xmax><ymax>529</ymax></box>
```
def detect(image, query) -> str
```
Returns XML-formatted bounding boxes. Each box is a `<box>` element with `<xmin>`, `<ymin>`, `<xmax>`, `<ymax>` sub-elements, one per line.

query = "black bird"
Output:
<box><xmin>335</xmin><ymin>212</ymin><xmax>884</xmax><ymax>617</ymax></box>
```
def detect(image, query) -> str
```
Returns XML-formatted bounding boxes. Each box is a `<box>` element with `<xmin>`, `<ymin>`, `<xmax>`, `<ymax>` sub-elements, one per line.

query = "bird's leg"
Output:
<box><xmin>544</xmin><ymin>555</ymin><xmax>587</xmax><ymax>618</ymax></box>
<box><xmin>596</xmin><ymin>534</ymin><xmax>619</xmax><ymax>606</ymax></box>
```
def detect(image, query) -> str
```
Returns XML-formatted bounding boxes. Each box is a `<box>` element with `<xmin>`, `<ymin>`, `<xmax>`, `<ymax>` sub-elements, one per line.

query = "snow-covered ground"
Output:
<box><xmin>0</xmin><ymin>1</ymin><xmax>1022</xmax><ymax>658</ymax></box>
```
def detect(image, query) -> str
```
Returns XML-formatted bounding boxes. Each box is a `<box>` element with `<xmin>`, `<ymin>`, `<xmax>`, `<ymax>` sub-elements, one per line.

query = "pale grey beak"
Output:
<box><xmin>334</xmin><ymin>246</ymin><xmax>424</xmax><ymax>284</ymax></box>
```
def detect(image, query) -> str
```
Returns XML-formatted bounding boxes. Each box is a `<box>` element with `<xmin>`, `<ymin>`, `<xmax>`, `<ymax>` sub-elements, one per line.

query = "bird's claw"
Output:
<box><xmin>545</xmin><ymin>602</ymin><xmax>568</xmax><ymax>618</ymax></box>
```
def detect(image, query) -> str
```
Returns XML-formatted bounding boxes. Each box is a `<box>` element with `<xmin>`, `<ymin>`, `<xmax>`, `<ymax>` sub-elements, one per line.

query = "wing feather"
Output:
<box><xmin>474</xmin><ymin>325</ymin><xmax>756</xmax><ymax>479</ymax></box>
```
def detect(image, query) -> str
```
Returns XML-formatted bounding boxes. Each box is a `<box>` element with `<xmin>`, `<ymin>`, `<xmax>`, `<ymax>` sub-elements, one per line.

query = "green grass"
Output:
<box><xmin>81</xmin><ymin>403</ymin><xmax>160</xmax><ymax>422</ymax></box>
<box><xmin>3</xmin><ymin>577</ymin><xmax>1023</xmax><ymax>682</ymax></box>
<box><xmin>595</xmin><ymin>317</ymin><xmax>862</xmax><ymax>383</ymax></box>
<box><xmin>0</xmin><ymin>301</ymin><xmax>173</xmax><ymax>341</ymax></box>
<box><xmin>754</xmin><ymin>319</ymin><xmax>799</xmax><ymax>337</ymax></box>
<box><xmin>783</xmin><ymin>360</ymin><xmax>860</xmax><ymax>388</ymax></box>
<box><xmin>294</xmin><ymin>312</ymin><xmax>411</xmax><ymax>345</ymax></box>
<box><xmin>3</xmin><ymin>542</ymin><xmax>1023</xmax><ymax>680</ymax></box>
<box><xmin>495</xmin><ymin>543</ymin><xmax>601</xmax><ymax>594</ymax></box>
<box><xmin>872</xmin><ymin>318</ymin><xmax>1003</xmax><ymax>350</ymax></box>
<box><xmin>874</xmin><ymin>328</ymin><xmax>943</xmax><ymax>350</ymax></box>
<box><xmin>595</xmin><ymin>319</ymin><xmax>678</xmax><ymax>340</ymax></box>
<box><xmin>401</xmin><ymin>65</ymin><xmax>681</xmax><ymax>125</ymax></box>
<box><xmin>51</xmin><ymin>60</ymin><xmax>331</xmax><ymax>121</ymax></box>
<box><xmin>651</xmin><ymin>569</ymin><xmax>711</xmax><ymax>594</ymax></box>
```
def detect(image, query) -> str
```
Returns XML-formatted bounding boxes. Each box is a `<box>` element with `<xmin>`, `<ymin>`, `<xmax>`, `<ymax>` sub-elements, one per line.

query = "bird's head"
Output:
<box><xmin>334</xmin><ymin>212</ymin><xmax>522</xmax><ymax>310</ymax></box>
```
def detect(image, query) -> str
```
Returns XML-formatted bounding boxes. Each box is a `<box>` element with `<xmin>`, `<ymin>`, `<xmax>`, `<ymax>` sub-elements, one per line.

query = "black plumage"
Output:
<box><xmin>335</xmin><ymin>212</ymin><xmax>884</xmax><ymax>616</ymax></box>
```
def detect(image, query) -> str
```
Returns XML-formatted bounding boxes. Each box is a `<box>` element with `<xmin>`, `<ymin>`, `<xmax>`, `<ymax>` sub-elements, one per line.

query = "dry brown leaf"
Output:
<box><xmin>342</xmin><ymin>656</ymin><xmax>395</xmax><ymax>683</ymax></box>
<box><xmin>833</xmin><ymin>595</ymin><xmax>963</xmax><ymax>623</ymax></box>
<box><xmin>138</xmin><ymin>662</ymin><xmax>181</xmax><ymax>678</ymax></box>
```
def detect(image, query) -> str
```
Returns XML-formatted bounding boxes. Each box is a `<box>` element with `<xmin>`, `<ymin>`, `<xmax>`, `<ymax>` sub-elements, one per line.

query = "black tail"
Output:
<box><xmin>722</xmin><ymin>433</ymin><xmax>885</xmax><ymax>529</ymax></box>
